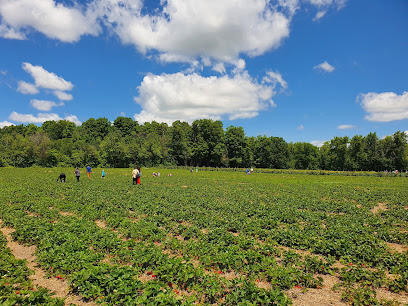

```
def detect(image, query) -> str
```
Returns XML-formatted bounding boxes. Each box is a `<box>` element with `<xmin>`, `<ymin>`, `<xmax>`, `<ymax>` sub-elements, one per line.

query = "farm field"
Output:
<box><xmin>0</xmin><ymin>167</ymin><xmax>407</xmax><ymax>305</ymax></box>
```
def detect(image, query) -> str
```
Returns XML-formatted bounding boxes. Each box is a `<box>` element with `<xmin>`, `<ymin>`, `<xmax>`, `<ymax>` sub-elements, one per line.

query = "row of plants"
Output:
<box><xmin>0</xmin><ymin>225</ymin><xmax>64</xmax><ymax>305</ymax></box>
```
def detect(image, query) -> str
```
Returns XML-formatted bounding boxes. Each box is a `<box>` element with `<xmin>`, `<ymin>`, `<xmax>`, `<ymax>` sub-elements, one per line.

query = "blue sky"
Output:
<box><xmin>0</xmin><ymin>0</ymin><xmax>407</xmax><ymax>146</ymax></box>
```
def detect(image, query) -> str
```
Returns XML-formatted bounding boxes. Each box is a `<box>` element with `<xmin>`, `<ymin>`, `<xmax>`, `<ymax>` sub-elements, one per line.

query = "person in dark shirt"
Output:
<box><xmin>74</xmin><ymin>167</ymin><xmax>80</xmax><ymax>182</ymax></box>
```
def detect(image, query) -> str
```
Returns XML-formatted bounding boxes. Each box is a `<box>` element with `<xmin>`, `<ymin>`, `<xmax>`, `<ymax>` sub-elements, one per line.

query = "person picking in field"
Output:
<box><xmin>74</xmin><ymin>167</ymin><xmax>80</xmax><ymax>182</ymax></box>
<box><xmin>132</xmin><ymin>166</ymin><xmax>140</xmax><ymax>185</ymax></box>
<box><xmin>102</xmin><ymin>169</ymin><xmax>105</xmax><ymax>179</ymax></box>
<box><xmin>86</xmin><ymin>165</ymin><xmax>92</xmax><ymax>179</ymax></box>
<box><xmin>136</xmin><ymin>167</ymin><xmax>142</xmax><ymax>185</ymax></box>
<box><xmin>57</xmin><ymin>173</ymin><xmax>66</xmax><ymax>182</ymax></box>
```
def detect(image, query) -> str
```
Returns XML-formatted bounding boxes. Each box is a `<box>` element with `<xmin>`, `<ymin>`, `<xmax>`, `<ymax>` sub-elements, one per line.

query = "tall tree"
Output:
<box><xmin>225</xmin><ymin>126</ymin><xmax>246</xmax><ymax>168</ymax></box>
<box><xmin>168</xmin><ymin>121</ymin><xmax>193</xmax><ymax>166</ymax></box>
<box><xmin>191</xmin><ymin>119</ymin><xmax>225</xmax><ymax>167</ymax></box>
<box><xmin>254</xmin><ymin>136</ymin><xmax>289</xmax><ymax>169</ymax></box>
<box><xmin>361</xmin><ymin>132</ymin><xmax>380</xmax><ymax>171</ymax></box>
<box><xmin>289</xmin><ymin>142</ymin><xmax>319</xmax><ymax>170</ymax></box>
<box><xmin>113</xmin><ymin>117</ymin><xmax>137</xmax><ymax>137</ymax></box>
<box><xmin>346</xmin><ymin>135</ymin><xmax>364</xmax><ymax>170</ymax></box>
<box><xmin>100</xmin><ymin>130</ymin><xmax>130</xmax><ymax>168</ymax></box>
<box><xmin>81</xmin><ymin>118</ymin><xmax>111</xmax><ymax>143</ymax></box>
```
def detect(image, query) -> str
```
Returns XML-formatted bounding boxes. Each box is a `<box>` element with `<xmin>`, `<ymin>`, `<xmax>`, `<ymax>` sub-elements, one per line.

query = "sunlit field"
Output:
<box><xmin>0</xmin><ymin>167</ymin><xmax>407</xmax><ymax>305</ymax></box>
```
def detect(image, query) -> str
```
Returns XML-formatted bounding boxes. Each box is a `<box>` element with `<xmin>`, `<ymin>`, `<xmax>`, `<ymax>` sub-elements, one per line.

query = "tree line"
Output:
<box><xmin>0</xmin><ymin>117</ymin><xmax>407</xmax><ymax>171</ymax></box>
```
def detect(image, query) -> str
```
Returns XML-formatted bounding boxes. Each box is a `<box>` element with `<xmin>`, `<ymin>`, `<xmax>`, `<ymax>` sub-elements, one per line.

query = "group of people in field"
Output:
<box><xmin>58</xmin><ymin>165</ymin><xmax>141</xmax><ymax>185</ymax></box>
<box><xmin>73</xmin><ymin>165</ymin><xmax>94</xmax><ymax>182</ymax></box>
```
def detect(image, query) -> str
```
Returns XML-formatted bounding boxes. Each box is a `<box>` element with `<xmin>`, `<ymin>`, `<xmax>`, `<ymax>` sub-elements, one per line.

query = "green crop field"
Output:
<box><xmin>0</xmin><ymin>167</ymin><xmax>407</xmax><ymax>305</ymax></box>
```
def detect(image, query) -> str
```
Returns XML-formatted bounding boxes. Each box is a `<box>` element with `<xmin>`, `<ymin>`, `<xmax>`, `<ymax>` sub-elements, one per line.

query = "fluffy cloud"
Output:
<box><xmin>314</xmin><ymin>61</ymin><xmax>335</xmax><ymax>73</ymax></box>
<box><xmin>310</xmin><ymin>140</ymin><xmax>326</xmax><ymax>147</ymax></box>
<box><xmin>18</xmin><ymin>62</ymin><xmax>74</xmax><ymax>100</ymax></box>
<box><xmin>297</xmin><ymin>125</ymin><xmax>304</xmax><ymax>130</ymax></box>
<box><xmin>0</xmin><ymin>0</ymin><xmax>100</xmax><ymax>42</ymax></box>
<box><xmin>358</xmin><ymin>91</ymin><xmax>408</xmax><ymax>122</ymax></box>
<box><xmin>337</xmin><ymin>124</ymin><xmax>356</xmax><ymax>130</ymax></box>
<box><xmin>0</xmin><ymin>23</ymin><xmax>25</xmax><ymax>39</ymax></box>
<box><xmin>17</xmin><ymin>81</ymin><xmax>39</xmax><ymax>94</ymax></box>
<box><xmin>30</xmin><ymin>99</ymin><xmax>63</xmax><ymax>111</ymax></box>
<box><xmin>9</xmin><ymin>111</ymin><xmax>81</xmax><ymax>125</ymax></box>
<box><xmin>22</xmin><ymin>62</ymin><xmax>73</xmax><ymax>91</ymax></box>
<box><xmin>53</xmin><ymin>90</ymin><xmax>73</xmax><ymax>101</ymax></box>
<box><xmin>0</xmin><ymin>121</ymin><xmax>14</xmax><ymax>128</ymax></box>
<box><xmin>134</xmin><ymin>71</ymin><xmax>286</xmax><ymax>124</ymax></box>
<box><xmin>96</xmin><ymin>0</ymin><xmax>293</xmax><ymax>65</ymax></box>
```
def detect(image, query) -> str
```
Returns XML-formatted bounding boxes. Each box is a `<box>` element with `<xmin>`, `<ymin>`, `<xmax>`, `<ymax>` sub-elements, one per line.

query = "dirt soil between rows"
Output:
<box><xmin>0</xmin><ymin>220</ymin><xmax>95</xmax><ymax>306</ymax></box>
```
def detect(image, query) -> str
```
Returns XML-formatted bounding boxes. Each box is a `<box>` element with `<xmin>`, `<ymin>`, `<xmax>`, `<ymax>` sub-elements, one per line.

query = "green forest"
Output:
<box><xmin>0</xmin><ymin>117</ymin><xmax>407</xmax><ymax>171</ymax></box>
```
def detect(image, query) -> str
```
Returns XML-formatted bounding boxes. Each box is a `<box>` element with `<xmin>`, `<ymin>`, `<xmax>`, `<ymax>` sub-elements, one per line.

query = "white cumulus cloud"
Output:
<box><xmin>337</xmin><ymin>124</ymin><xmax>356</xmax><ymax>130</ymax></box>
<box><xmin>53</xmin><ymin>90</ymin><xmax>73</xmax><ymax>101</ymax></box>
<box><xmin>134</xmin><ymin>71</ymin><xmax>287</xmax><ymax>124</ymax></box>
<box><xmin>22</xmin><ymin>62</ymin><xmax>73</xmax><ymax>91</ymax></box>
<box><xmin>17</xmin><ymin>62</ymin><xmax>74</xmax><ymax>102</ymax></box>
<box><xmin>95</xmin><ymin>0</ymin><xmax>293</xmax><ymax>65</ymax></box>
<box><xmin>310</xmin><ymin>140</ymin><xmax>326</xmax><ymax>147</ymax></box>
<box><xmin>0</xmin><ymin>121</ymin><xmax>15</xmax><ymax>128</ymax></box>
<box><xmin>314</xmin><ymin>61</ymin><xmax>335</xmax><ymax>73</ymax></box>
<box><xmin>0</xmin><ymin>0</ymin><xmax>100</xmax><ymax>42</ymax></box>
<box><xmin>30</xmin><ymin>99</ymin><xmax>63</xmax><ymax>111</ymax></box>
<box><xmin>0</xmin><ymin>23</ymin><xmax>25</xmax><ymax>39</ymax></box>
<box><xmin>358</xmin><ymin>91</ymin><xmax>408</xmax><ymax>122</ymax></box>
<box><xmin>9</xmin><ymin>111</ymin><xmax>81</xmax><ymax>125</ymax></box>
<box><xmin>17</xmin><ymin>81</ymin><xmax>39</xmax><ymax>94</ymax></box>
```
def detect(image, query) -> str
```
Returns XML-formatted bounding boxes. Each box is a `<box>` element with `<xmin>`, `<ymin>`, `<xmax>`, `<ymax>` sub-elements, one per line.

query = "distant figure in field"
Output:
<box><xmin>102</xmin><ymin>169</ymin><xmax>105</xmax><ymax>179</ymax></box>
<box><xmin>158</xmin><ymin>172</ymin><xmax>160</xmax><ymax>177</ymax></box>
<box><xmin>74</xmin><ymin>167</ymin><xmax>80</xmax><ymax>182</ymax></box>
<box><xmin>86</xmin><ymin>165</ymin><xmax>92</xmax><ymax>179</ymax></box>
<box><xmin>250</xmin><ymin>167</ymin><xmax>254</xmax><ymax>174</ymax></box>
<box><xmin>137</xmin><ymin>167</ymin><xmax>142</xmax><ymax>185</ymax></box>
<box><xmin>246</xmin><ymin>168</ymin><xmax>250</xmax><ymax>175</ymax></box>
<box><xmin>168</xmin><ymin>173</ymin><xmax>172</xmax><ymax>177</ymax></box>
<box><xmin>57</xmin><ymin>173</ymin><xmax>66</xmax><ymax>182</ymax></box>
<box><xmin>191</xmin><ymin>168</ymin><xmax>194</xmax><ymax>173</ymax></box>
<box><xmin>132</xmin><ymin>167</ymin><xmax>141</xmax><ymax>185</ymax></box>
<box><xmin>152</xmin><ymin>172</ymin><xmax>158</xmax><ymax>177</ymax></box>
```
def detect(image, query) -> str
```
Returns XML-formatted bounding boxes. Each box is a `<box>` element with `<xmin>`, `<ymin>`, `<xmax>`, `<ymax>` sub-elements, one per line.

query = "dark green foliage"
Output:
<box><xmin>0</xmin><ymin>118</ymin><xmax>407</xmax><ymax>171</ymax></box>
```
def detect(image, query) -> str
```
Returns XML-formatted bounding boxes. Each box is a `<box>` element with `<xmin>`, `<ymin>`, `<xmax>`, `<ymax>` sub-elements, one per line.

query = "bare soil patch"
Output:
<box><xmin>371</xmin><ymin>202</ymin><xmax>388</xmax><ymax>214</ymax></box>
<box><xmin>376</xmin><ymin>288</ymin><xmax>408</xmax><ymax>304</ymax></box>
<box><xmin>0</xmin><ymin>222</ymin><xmax>95</xmax><ymax>306</ymax></box>
<box><xmin>386</xmin><ymin>242</ymin><xmax>408</xmax><ymax>253</ymax></box>
<box><xmin>287</xmin><ymin>275</ymin><xmax>345</xmax><ymax>306</ymax></box>
<box><xmin>59</xmin><ymin>211</ymin><xmax>77</xmax><ymax>217</ymax></box>
<box><xmin>255</xmin><ymin>280</ymin><xmax>271</xmax><ymax>290</ymax></box>
<box><xmin>94</xmin><ymin>220</ymin><xmax>107</xmax><ymax>229</ymax></box>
